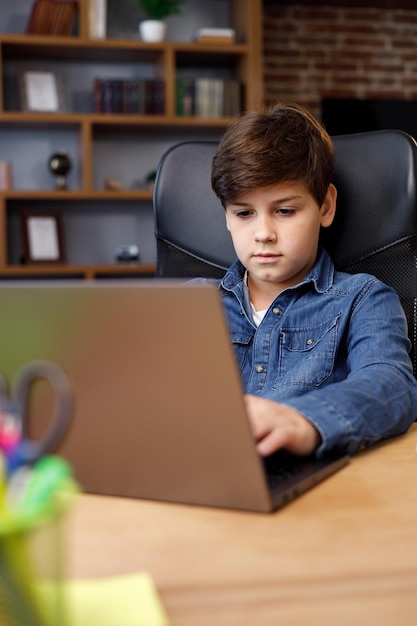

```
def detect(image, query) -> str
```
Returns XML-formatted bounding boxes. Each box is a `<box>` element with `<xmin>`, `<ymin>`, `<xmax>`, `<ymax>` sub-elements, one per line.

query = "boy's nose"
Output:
<box><xmin>253</xmin><ymin>217</ymin><xmax>277</xmax><ymax>242</ymax></box>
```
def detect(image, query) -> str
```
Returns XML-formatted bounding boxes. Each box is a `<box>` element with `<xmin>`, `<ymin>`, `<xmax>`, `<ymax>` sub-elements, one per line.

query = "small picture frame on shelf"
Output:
<box><xmin>21</xmin><ymin>212</ymin><xmax>65</xmax><ymax>264</ymax></box>
<box><xmin>19</xmin><ymin>69</ymin><xmax>65</xmax><ymax>113</ymax></box>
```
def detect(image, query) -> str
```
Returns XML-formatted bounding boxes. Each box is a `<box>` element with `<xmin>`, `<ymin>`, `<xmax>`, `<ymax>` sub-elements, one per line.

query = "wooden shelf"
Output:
<box><xmin>1</xmin><ymin>33</ymin><xmax>250</xmax><ymax>54</ymax></box>
<box><xmin>0</xmin><ymin>263</ymin><xmax>156</xmax><ymax>280</ymax></box>
<box><xmin>0</xmin><ymin>111</ymin><xmax>239</xmax><ymax>127</ymax></box>
<box><xmin>1</xmin><ymin>189</ymin><xmax>154</xmax><ymax>200</ymax></box>
<box><xmin>0</xmin><ymin>0</ymin><xmax>263</xmax><ymax>281</ymax></box>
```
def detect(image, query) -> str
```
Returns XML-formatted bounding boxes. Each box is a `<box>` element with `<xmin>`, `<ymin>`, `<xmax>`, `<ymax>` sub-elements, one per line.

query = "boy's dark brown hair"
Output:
<box><xmin>211</xmin><ymin>101</ymin><xmax>334</xmax><ymax>208</ymax></box>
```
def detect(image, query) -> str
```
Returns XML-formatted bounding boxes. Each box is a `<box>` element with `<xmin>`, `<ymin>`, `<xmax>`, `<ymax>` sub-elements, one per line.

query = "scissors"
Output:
<box><xmin>0</xmin><ymin>360</ymin><xmax>73</xmax><ymax>473</ymax></box>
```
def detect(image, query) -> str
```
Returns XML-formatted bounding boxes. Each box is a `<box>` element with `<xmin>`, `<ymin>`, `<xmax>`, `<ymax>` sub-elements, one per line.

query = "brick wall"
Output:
<box><xmin>263</xmin><ymin>4</ymin><xmax>417</xmax><ymax>119</ymax></box>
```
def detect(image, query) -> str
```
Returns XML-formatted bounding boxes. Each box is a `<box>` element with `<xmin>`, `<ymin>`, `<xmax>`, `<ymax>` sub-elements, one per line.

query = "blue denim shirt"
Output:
<box><xmin>212</xmin><ymin>246</ymin><xmax>417</xmax><ymax>456</ymax></box>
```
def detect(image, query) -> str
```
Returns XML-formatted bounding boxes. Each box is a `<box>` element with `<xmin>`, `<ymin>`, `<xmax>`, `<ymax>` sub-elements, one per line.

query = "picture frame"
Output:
<box><xmin>21</xmin><ymin>212</ymin><xmax>65</xmax><ymax>264</ymax></box>
<box><xmin>19</xmin><ymin>69</ymin><xmax>65</xmax><ymax>113</ymax></box>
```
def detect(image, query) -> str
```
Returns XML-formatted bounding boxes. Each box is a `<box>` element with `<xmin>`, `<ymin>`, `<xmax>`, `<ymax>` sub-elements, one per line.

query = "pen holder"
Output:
<box><xmin>0</xmin><ymin>465</ymin><xmax>78</xmax><ymax>626</ymax></box>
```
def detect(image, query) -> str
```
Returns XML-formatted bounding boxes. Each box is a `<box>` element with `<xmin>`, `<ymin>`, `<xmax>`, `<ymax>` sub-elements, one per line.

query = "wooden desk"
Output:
<box><xmin>67</xmin><ymin>424</ymin><xmax>417</xmax><ymax>626</ymax></box>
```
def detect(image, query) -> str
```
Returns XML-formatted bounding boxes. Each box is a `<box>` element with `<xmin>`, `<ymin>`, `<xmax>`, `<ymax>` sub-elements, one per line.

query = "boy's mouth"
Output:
<box><xmin>253</xmin><ymin>253</ymin><xmax>280</xmax><ymax>263</ymax></box>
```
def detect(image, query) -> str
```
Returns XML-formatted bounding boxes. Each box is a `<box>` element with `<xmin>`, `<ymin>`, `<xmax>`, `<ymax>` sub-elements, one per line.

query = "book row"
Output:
<box><xmin>26</xmin><ymin>0</ymin><xmax>78</xmax><ymax>36</ymax></box>
<box><xmin>93</xmin><ymin>79</ymin><xmax>165</xmax><ymax>115</ymax></box>
<box><xmin>176</xmin><ymin>78</ymin><xmax>242</xmax><ymax>118</ymax></box>
<box><xmin>93</xmin><ymin>77</ymin><xmax>243</xmax><ymax>118</ymax></box>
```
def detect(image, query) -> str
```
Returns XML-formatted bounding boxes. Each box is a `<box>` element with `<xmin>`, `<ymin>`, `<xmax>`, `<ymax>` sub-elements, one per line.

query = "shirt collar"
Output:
<box><xmin>221</xmin><ymin>246</ymin><xmax>335</xmax><ymax>295</ymax></box>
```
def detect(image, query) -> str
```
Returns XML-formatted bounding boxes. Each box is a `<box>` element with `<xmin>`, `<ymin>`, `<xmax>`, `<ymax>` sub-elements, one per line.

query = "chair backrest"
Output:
<box><xmin>153</xmin><ymin>131</ymin><xmax>417</xmax><ymax>376</ymax></box>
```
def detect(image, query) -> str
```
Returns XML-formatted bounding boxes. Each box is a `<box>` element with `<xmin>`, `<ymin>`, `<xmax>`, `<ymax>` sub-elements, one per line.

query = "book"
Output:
<box><xmin>223</xmin><ymin>79</ymin><xmax>242</xmax><ymax>117</ymax></box>
<box><xmin>211</xmin><ymin>78</ymin><xmax>224</xmax><ymax>118</ymax></box>
<box><xmin>175</xmin><ymin>78</ymin><xmax>195</xmax><ymax>116</ymax></box>
<box><xmin>193</xmin><ymin>27</ymin><xmax>235</xmax><ymax>44</ymax></box>
<box><xmin>175</xmin><ymin>78</ymin><xmax>185</xmax><ymax>116</ymax></box>
<box><xmin>26</xmin><ymin>0</ymin><xmax>78</xmax><ymax>36</ymax></box>
<box><xmin>144</xmin><ymin>79</ymin><xmax>165</xmax><ymax>115</ymax></box>
<box><xmin>175</xmin><ymin>78</ymin><xmax>241</xmax><ymax>118</ymax></box>
<box><xmin>183</xmin><ymin>79</ymin><xmax>196</xmax><ymax>116</ymax></box>
<box><xmin>26</xmin><ymin>0</ymin><xmax>54</xmax><ymax>34</ymax></box>
<box><xmin>88</xmin><ymin>0</ymin><xmax>107</xmax><ymax>39</ymax></box>
<box><xmin>194</xmin><ymin>78</ymin><xmax>211</xmax><ymax>118</ymax></box>
<box><xmin>153</xmin><ymin>79</ymin><xmax>165</xmax><ymax>115</ymax></box>
<box><xmin>56</xmin><ymin>2</ymin><xmax>78</xmax><ymax>35</ymax></box>
<box><xmin>136</xmin><ymin>80</ymin><xmax>147</xmax><ymax>115</ymax></box>
<box><xmin>92</xmin><ymin>78</ymin><xmax>165</xmax><ymax>115</ymax></box>
<box><xmin>100</xmin><ymin>79</ymin><xmax>114</xmax><ymax>114</ymax></box>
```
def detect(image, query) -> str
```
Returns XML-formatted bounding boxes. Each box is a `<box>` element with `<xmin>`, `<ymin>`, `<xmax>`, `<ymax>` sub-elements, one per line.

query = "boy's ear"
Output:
<box><xmin>320</xmin><ymin>183</ymin><xmax>337</xmax><ymax>228</ymax></box>
<box><xmin>225</xmin><ymin>210</ymin><xmax>232</xmax><ymax>232</ymax></box>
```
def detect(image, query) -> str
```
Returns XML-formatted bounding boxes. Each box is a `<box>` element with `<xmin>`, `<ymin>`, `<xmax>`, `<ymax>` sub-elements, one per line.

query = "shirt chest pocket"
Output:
<box><xmin>275</xmin><ymin>315</ymin><xmax>340</xmax><ymax>388</ymax></box>
<box><xmin>230</xmin><ymin>331</ymin><xmax>253</xmax><ymax>370</ymax></box>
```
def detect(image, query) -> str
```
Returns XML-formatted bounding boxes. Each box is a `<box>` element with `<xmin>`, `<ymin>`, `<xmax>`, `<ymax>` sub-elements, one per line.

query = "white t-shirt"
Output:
<box><xmin>244</xmin><ymin>271</ymin><xmax>267</xmax><ymax>326</ymax></box>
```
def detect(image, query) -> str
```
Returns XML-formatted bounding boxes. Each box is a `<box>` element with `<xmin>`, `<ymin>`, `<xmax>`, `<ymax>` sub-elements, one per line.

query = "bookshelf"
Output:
<box><xmin>0</xmin><ymin>0</ymin><xmax>263</xmax><ymax>280</ymax></box>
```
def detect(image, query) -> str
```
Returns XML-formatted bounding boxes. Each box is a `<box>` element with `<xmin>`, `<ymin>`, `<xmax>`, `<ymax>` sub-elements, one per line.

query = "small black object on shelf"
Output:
<box><xmin>115</xmin><ymin>244</ymin><xmax>140</xmax><ymax>264</ymax></box>
<box><xmin>48</xmin><ymin>149</ymin><xmax>72</xmax><ymax>190</ymax></box>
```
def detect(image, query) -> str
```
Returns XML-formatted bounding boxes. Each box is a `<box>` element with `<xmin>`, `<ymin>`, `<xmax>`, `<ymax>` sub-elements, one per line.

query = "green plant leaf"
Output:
<box><xmin>134</xmin><ymin>0</ymin><xmax>185</xmax><ymax>20</ymax></box>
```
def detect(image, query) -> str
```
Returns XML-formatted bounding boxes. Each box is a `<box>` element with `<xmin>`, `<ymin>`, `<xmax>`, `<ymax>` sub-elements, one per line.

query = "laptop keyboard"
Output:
<box><xmin>263</xmin><ymin>450</ymin><xmax>314</xmax><ymax>488</ymax></box>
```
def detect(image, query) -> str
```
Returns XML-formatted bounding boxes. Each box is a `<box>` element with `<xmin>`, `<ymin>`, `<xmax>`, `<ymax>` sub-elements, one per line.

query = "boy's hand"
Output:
<box><xmin>244</xmin><ymin>394</ymin><xmax>321</xmax><ymax>457</ymax></box>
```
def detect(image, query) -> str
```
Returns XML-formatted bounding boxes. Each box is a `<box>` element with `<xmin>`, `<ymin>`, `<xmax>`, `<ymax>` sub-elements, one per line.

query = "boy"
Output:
<box><xmin>209</xmin><ymin>101</ymin><xmax>417</xmax><ymax>458</ymax></box>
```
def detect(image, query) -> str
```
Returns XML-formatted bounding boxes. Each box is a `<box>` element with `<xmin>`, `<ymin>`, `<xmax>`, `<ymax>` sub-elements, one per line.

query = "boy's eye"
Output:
<box><xmin>235</xmin><ymin>210</ymin><xmax>252</xmax><ymax>218</ymax></box>
<box><xmin>278</xmin><ymin>207</ymin><xmax>295</xmax><ymax>216</ymax></box>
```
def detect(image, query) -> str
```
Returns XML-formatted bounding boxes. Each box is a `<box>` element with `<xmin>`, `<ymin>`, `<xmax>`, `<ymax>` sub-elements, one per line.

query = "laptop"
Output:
<box><xmin>0</xmin><ymin>281</ymin><xmax>349</xmax><ymax>513</ymax></box>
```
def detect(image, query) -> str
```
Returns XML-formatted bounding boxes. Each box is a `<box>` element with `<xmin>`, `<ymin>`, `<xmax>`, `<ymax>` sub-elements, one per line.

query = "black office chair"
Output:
<box><xmin>153</xmin><ymin>131</ymin><xmax>417</xmax><ymax>377</ymax></box>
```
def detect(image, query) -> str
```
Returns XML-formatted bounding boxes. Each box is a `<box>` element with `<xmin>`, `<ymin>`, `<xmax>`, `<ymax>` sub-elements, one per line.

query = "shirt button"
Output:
<box><xmin>255</xmin><ymin>365</ymin><xmax>265</xmax><ymax>373</ymax></box>
<box><xmin>272</xmin><ymin>307</ymin><xmax>281</xmax><ymax>315</ymax></box>
<box><xmin>306</xmin><ymin>338</ymin><xmax>314</xmax><ymax>345</ymax></box>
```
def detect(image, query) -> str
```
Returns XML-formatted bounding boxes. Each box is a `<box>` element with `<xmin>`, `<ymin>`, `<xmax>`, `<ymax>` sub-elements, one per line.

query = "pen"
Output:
<box><xmin>0</xmin><ymin>450</ymin><xmax>7</xmax><ymax>511</ymax></box>
<box><xmin>12</xmin><ymin>455</ymin><xmax>74</xmax><ymax>517</ymax></box>
<box><xmin>0</xmin><ymin>408</ymin><xmax>21</xmax><ymax>460</ymax></box>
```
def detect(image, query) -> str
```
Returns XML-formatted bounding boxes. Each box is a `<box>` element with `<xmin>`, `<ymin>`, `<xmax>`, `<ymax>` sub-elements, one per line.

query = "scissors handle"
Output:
<box><xmin>8</xmin><ymin>360</ymin><xmax>73</xmax><ymax>467</ymax></box>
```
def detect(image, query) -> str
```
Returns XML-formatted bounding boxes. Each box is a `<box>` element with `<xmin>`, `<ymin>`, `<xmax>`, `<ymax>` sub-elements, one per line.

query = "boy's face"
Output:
<box><xmin>225</xmin><ymin>181</ymin><xmax>336</xmax><ymax>295</ymax></box>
